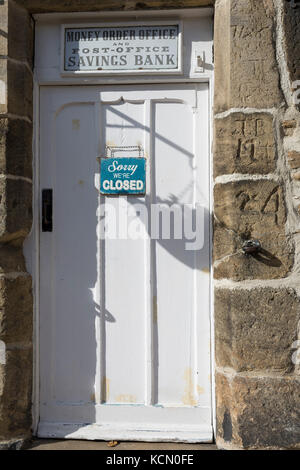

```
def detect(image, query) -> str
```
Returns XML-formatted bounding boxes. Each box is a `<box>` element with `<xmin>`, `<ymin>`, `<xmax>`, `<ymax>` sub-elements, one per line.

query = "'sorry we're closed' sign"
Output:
<box><xmin>100</xmin><ymin>157</ymin><xmax>146</xmax><ymax>195</ymax></box>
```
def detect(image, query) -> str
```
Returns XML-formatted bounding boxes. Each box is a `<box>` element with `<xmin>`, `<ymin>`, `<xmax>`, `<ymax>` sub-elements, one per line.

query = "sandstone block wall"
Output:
<box><xmin>0</xmin><ymin>0</ymin><xmax>33</xmax><ymax>450</ymax></box>
<box><xmin>214</xmin><ymin>0</ymin><xmax>300</xmax><ymax>450</ymax></box>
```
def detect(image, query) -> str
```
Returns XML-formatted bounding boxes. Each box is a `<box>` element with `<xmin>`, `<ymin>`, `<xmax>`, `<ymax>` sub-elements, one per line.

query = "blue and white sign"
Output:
<box><xmin>100</xmin><ymin>157</ymin><xmax>146</xmax><ymax>195</ymax></box>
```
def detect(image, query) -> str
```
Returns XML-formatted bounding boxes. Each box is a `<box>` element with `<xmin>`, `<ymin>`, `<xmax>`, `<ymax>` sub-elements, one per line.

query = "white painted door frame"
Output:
<box><xmin>25</xmin><ymin>10</ymin><xmax>215</xmax><ymax>441</ymax></box>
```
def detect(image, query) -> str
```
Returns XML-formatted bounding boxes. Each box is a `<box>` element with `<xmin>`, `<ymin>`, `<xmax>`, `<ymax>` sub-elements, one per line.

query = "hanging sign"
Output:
<box><xmin>62</xmin><ymin>23</ymin><xmax>182</xmax><ymax>75</ymax></box>
<box><xmin>100</xmin><ymin>157</ymin><xmax>146</xmax><ymax>195</ymax></box>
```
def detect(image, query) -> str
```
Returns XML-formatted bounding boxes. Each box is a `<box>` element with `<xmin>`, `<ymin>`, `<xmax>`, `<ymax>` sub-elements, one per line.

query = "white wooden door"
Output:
<box><xmin>38</xmin><ymin>84</ymin><xmax>212</xmax><ymax>442</ymax></box>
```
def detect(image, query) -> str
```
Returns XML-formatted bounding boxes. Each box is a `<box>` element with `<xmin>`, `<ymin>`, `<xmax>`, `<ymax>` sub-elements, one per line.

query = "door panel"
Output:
<box><xmin>154</xmin><ymin>101</ymin><xmax>199</xmax><ymax>406</ymax></box>
<box><xmin>100</xmin><ymin>99</ymin><xmax>147</xmax><ymax>405</ymax></box>
<box><xmin>38</xmin><ymin>84</ymin><xmax>212</xmax><ymax>442</ymax></box>
<box><xmin>39</xmin><ymin>99</ymin><xmax>99</xmax><ymax>409</ymax></box>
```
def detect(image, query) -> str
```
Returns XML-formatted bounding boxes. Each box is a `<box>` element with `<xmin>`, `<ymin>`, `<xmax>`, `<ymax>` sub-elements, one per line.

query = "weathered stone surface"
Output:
<box><xmin>292</xmin><ymin>171</ymin><xmax>300</xmax><ymax>181</ymax></box>
<box><xmin>216</xmin><ymin>372</ymin><xmax>300</xmax><ymax>449</ymax></box>
<box><xmin>8</xmin><ymin>1</ymin><xmax>33</xmax><ymax>67</ymax></box>
<box><xmin>282</xmin><ymin>119</ymin><xmax>297</xmax><ymax>136</ymax></box>
<box><xmin>283</xmin><ymin>1</ymin><xmax>300</xmax><ymax>85</ymax></box>
<box><xmin>15</xmin><ymin>0</ymin><xmax>214</xmax><ymax>13</ymax></box>
<box><xmin>0</xmin><ymin>348</ymin><xmax>32</xmax><ymax>440</ymax></box>
<box><xmin>0</xmin><ymin>276</ymin><xmax>33</xmax><ymax>344</ymax></box>
<box><xmin>0</xmin><ymin>2</ymin><xmax>7</xmax><ymax>34</ymax></box>
<box><xmin>0</xmin><ymin>34</ymin><xmax>7</xmax><ymax>57</ymax></box>
<box><xmin>215</xmin><ymin>0</ymin><xmax>283</xmax><ymax>113</ymax></box>
<box><xmin>1</xmin><ymin>2</ymin><xmax>33</xmax><ymax>65</ymax></box>
<box><xmin>213</xmin><ymin>219</ymin><xmax>239</xmax><ymax>261</ymax></box>
<box><xmin>288</xmin><ymin>150</ymin><xmax>300</xmax><ymax>169</ymax></box>
<box><xmin>214</xmin><ymin>180</ymin><xmax>293</xmax><ymax>280</ymax></box>
<box><xmin>0</xmin><ymin>118</ymin><xmax>32</xmax><ymax>179</ymax></box>
<box><xmin>7</xmin><ymin>60</ymin><xmax>33</xmax><ymax>120</ymax></box>
<box><xmin>214</xmin><ymin>113</ymin><xmax>276</xmax><ymax>176</ymax></box>
<box><xmin>215</xmin><ymin>287</ymin><xmax>300</xmax><ymax>372</ymax></box>
<box><xmin>0</xmin><ymin>243</ymin><xmax>26</xmax><ymax>274</ymax></box>
<box><xmin>0</xmin><ymin>2</ymin><xmax>33</xmax><ymax>119</ymax></box>
<box><xmin>0</xmin><ymin>178</ymin><xmax>32</xmax><ymax>242</ymax></box>
<box><xmin>0</xmin><ymin>59</ymin><xmax>32</xmax><ymax>120</ymax></box>
<box><xmin>229</xmin><ymin>0</ymin><xmax>282</xmax><ymax>109</ymax></box>
<box><xmin>214</xmin><ymin>0</ymin><xmax>230</xmax><ymax>113</ymax></box>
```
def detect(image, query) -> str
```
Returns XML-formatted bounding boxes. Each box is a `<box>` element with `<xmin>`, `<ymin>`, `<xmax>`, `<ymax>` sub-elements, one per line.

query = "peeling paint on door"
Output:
<box><xmin>101</xmin><ymin>377</ymin><xmax>110</xmax><ymax>402</ymax></box>
<box><xmin>182</xmin><ymin>368</ymin><xmax>197</xmax><ymax>406</ymax></box>
<box><xmin>201</xmin><ymin>266</ymin><xmax>210</xmax><ymax>274</ymax></box>
<box><xmin>115</xmin><ymin>394</ymin><xmax>137</xmax><ymax>403</ymax></box>
<box><xmin>72</xmin><ymin>119</ymin><xmax>80</xmax><ymax>130</ymax></box>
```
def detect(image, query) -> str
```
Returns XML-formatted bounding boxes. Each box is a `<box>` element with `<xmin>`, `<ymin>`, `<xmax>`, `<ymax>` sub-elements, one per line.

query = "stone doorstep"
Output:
<box><xmin>24</xmin><ymin>439</ymin><xmax>218</xmax><ymax>451</ymax></box>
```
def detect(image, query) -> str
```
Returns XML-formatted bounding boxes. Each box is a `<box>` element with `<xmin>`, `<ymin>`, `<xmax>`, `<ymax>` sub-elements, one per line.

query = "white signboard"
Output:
<box><xmin>62</xmin><ymin>23</ymin><xmax>182</xmax><ymax>75</ymax></box>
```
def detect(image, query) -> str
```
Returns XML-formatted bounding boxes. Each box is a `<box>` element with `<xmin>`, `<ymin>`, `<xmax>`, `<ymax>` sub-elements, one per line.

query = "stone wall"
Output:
<box><xmin>0</xmin><ymin>0</ymin><xmax>299</xmax><ymax>450</ymax></box>
<box><xmin>0</xmin><ymin>0</ymin><xmax>33</xmax><ymax>450</ymax></box>
<box><xmin>214</xmin><ymin>0</ymin><xmax>300</xmax><ymax>449</ymax></box>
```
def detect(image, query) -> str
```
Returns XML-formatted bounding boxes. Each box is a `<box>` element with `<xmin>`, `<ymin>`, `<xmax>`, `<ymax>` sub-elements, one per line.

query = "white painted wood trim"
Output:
<box><xmin>95</xmin><ymin>101</ymin><xmax>103</xmax><ymax>406</ymax></box>
<box><xmin>30</xmin><ymin>10</ymin><xmax>215</xmax><ymax>438</ymax></box>
<box><xmin>144</xmin><ymin>98</ymin><xmax>153</xmax><ymax>407</ymax></box>
<box><xmin>31</xmin><ymin>80</ymin><xmax>41</xmax><ymax>435</ymax></box>
<box><xmin>35</xmin><ymin>76</ymin><xmax>213</xmax><ymax>86</ymax></box>
<box><xmin>208</xmin><ymin>75</ymin><xmax>216</xmax><ymax>440</ymax></box>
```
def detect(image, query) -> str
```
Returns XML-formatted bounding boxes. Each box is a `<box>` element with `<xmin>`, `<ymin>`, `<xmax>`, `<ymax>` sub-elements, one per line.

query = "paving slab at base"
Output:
<box><xmin>26</xmin><ymin>439</ymin><xmax>217</xmax><ymax>451</ymax></box>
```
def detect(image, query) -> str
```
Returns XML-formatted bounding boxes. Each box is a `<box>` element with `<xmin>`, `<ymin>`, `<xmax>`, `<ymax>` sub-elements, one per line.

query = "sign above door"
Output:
<box><xmin>62</xmin><ymin>22</ymin><xmax>182</xmax><ymax>75</ymax></box>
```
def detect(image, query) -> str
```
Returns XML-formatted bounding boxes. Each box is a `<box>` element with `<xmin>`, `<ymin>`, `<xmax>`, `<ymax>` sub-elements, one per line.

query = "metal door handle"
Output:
<box><xmin>42</xmin><ymin>189</ymin><xmax>53</xmax><ymax>232</ymax></box>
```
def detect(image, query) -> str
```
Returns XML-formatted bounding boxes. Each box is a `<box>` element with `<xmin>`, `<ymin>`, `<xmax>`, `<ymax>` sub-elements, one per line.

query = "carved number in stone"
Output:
<box><xmin>237</xmin><ymin>187</ymin><xmax>280</xmax><ymax>225</ymax></box>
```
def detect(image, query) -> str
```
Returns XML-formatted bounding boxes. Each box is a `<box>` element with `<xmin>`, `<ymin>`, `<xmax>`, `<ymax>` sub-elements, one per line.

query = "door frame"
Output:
<box><xmin>28</xmin><ymin>11</ymin><xmax>215</xmax><ymax>441</ymax></box>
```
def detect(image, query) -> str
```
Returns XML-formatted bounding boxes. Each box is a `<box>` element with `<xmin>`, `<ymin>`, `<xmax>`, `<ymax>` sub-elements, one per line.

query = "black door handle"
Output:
<box><xmin>42</xmin><ymin>189</ymin><xmax>53</xmax><ymax>232</ymax></box>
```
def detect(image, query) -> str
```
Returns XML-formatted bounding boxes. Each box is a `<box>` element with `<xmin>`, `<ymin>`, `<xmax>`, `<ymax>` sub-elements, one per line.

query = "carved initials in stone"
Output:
<box><xmin>236</xmin><ymin>139</ymin><xmax>256</xmax><ymax>162</ymax></box>
<box><xmin>234</xmin><ymin>118</ymin><xmax>269</xmax><ymax>163</ymax></box>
